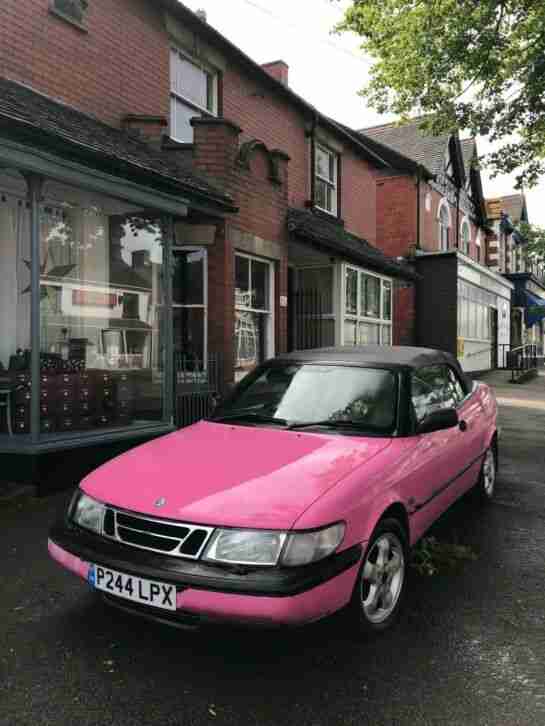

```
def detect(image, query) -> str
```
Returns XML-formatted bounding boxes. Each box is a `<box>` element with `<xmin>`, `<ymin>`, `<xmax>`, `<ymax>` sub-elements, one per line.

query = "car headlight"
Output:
<box><xmin>203</xmin><ymin>529</ymin><xmax>287</xmax><ymax>566</ymax></box>
<box><xmin>281</xmin><ymin>523</ymin><xmax>345</xmax><ymax>567</ymax></box>
<box><xmin>71</xmin><ymin>491</ymin><xmax>105</xmax><ymax>534</ymax></box>
<box><xmin>202</xmin><ymin>523</ymin><xmax>345</xmax><ymax>567</ymax></box>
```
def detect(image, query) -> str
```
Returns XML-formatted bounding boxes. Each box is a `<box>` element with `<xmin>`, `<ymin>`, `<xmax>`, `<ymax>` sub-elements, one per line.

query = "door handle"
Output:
<box><xmin>459</xmin><ymin>419</ymin><xmax>468</xmax><ymax>432</ymax></box>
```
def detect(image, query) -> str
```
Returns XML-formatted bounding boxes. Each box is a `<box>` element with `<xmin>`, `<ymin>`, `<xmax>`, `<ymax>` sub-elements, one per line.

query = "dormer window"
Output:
<box><xmin>170</xmin><ymin>49</ymin><xmax>218</xmax><ymax>143</ymax></box>
<box><xmin>314</xmin><ymin>144</ymin><xmax>338</xmax><ymax>216</ymax></box>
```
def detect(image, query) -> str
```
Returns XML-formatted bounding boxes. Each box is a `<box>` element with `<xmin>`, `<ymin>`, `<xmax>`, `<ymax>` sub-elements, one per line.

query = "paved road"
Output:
<box><xmin>2</xmin><ymin>375</ymin><xmax>545</xmax><ymax>726</ymax></box>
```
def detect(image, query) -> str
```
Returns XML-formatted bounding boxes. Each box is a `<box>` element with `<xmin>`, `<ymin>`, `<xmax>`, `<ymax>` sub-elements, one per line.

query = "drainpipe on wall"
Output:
<box><xmin>415</xmin><ymin>168</ymin><xmax>422</xmax><ymax>251</ymax></box>
<box><xmin>456</xmin><ymin>187</ymin><xmax>460</xmax><ymax>249</ymax></box>
<box><xmin>309</xmin><ymin>112</ymin><xmax>318</xmax><ymax>208</ymax></box>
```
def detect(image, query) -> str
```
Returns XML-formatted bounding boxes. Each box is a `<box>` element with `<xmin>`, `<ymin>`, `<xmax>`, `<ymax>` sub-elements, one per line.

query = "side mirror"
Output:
<box><xmin>417</xmin><ymin>408</ymin><xmax>459</xmax><ymax>435</ymax></box>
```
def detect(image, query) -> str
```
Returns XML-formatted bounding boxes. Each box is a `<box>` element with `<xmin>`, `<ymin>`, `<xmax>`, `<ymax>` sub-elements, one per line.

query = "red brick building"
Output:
<box><xmin>357</xmin><ymin>119</ymin><xmax>514</xmax><ymax>372</ymax></box>
<box><xmin>0</xmin><ymin>0</ymin><xmax>418</xmax><ymax>476</ymax></box>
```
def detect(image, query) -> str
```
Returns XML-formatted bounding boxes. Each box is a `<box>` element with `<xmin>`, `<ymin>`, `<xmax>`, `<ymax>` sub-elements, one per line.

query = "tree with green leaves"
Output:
<box><xmin>336</xmin><ymin>1</ymin><xmax>545</xmax><ymax>187</ymax></box>
<box><xmin>519</xmin><ymin>221</ymin><xmax>545</xmax><ymax>260</ymax></box>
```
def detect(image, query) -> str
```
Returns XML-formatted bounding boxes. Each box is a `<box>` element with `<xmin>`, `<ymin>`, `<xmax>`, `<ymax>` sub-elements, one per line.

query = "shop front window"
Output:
<box><xmin>0</xmin><ymin>170</ymin><xmax>31</xmax><ymax>437</ymax></box>
<box><xmin>343</xmin><ymin>265</ymin><xmax>393</xmax><ymax>346</ymax></box>
<box><xmin>457</xmin><ymin>280</ymin><xmax>494</xmax><ymax>342</ymax></box>
<box><xmin>35</xmin><ymin>179</ymin><xmax>167</xmax><ymax>435</ymax></box>
<box><xmin>234</xmin><ymin>253</ymin><xmax>273</xmax><ymax>381</ymax></box>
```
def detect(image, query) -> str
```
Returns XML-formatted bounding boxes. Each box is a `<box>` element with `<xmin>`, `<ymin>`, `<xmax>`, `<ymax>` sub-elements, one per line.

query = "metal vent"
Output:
<box><xmin>103</xmin><ymin>507</ymin><xmax>213</xmax><ymax>560</ymax></box>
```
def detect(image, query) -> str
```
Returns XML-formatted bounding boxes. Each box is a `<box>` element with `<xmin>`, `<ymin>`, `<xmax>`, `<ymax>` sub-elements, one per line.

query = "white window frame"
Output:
<box><xmin>172</xmin><ymin>246</ymin><xmax>208</xmax><ymax>366</ymax></box>
<box><xmin>460</xmin><ymin>218</ymin><xmax>471</xmax><ymax>256</ymax></box>
<box><xmin>475</xmin><ymin>231</ymin><xmax>482</xmax><ymax>264</ymax></box>
<box><xmin>170</xmin><ymin>47</ymin><xmax>218</xmax><ymax>143</ymax></box>
<box><xmin>340</xmin><ymin>264</ymin><xmax>393</xmax><ymax>346</ymax></box>
<box><xmin>437</xmin><ymin>198</ymin><xmax>451</xmax><ymax>251</ymax></box>
<box><xmin>314</xmin><ymin>144</ymin><xmax>338</xmax><ymax>217</ymax></box>
<box><xmin>234</xmin><ymin>252</ymin><xmax>275</xmax><ymax>377</ymax></box>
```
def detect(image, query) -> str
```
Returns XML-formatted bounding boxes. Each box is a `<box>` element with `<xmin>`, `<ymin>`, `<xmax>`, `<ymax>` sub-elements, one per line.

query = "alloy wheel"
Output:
<box><xmin>483</xmin><ymin>447</ymin><xmax>496</xmax><ymax>498</ymax></box>
<box><xmin>360</xmin><ymin>532</ymin><xmax>405</xmax><ymax>625</ymax></box>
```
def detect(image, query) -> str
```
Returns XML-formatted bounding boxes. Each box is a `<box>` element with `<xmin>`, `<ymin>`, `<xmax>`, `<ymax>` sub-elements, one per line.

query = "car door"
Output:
<box><xmin>445</xmin><ymin>365</ymin><xmax>486</xmax><ymax>494</ymax></box>
<box><xmin>404</xmin><ymin>365</ymin><xmax>475</xmax><ymax>542</ymax></box>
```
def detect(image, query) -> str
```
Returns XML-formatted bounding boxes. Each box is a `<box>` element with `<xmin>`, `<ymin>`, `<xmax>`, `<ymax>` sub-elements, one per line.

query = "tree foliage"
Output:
<box><xmin>519</xmin><ymin>222</ymin><xmax>545</xmax><ymax>259</ymax></box>
<box><xmin>336</xmin><ymin>1</ymin><xmax>545</xmax><ymax>187</ymax></box>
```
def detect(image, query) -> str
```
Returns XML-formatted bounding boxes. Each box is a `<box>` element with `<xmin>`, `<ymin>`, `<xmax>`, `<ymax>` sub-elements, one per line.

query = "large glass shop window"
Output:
<box><xmin>0</xmin><ymin>170</ymin><xmax>31</xmax><ymax>437</ymax></box>
<box><xmin>457</xmin><ymin>280</ymin><xmax>494</xmax><ymax>342</ymax></box>
<box><xmin>33</xmin><ymin>180</ymin><xmax>167</xmax><ymax>436</ymax></box>
<box><xmin>343</xmin><ymin>266</ymin><xmax>393</xmax><ymax>346</ymax></box>
<box><xmin>234</xmin><ymin>254</ymin><xmax>272</xmax><ymax>381</ymax></box>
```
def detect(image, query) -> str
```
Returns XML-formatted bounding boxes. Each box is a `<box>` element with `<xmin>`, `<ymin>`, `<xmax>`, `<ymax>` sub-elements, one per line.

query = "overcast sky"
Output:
<box><xmin>181</xmin><ymin>0</ymin><xmax>545</xmax><ymax>226</ymax></box>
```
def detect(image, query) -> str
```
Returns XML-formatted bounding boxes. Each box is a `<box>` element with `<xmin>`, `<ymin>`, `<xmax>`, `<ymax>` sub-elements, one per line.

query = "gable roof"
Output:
<box><xmin>486</xmin><ymin>194</ymin><xmax>528</xmax><ymax>224</ymax></box>
<box><xmin>328</xmin><ymin>118</ymin><xmax>426</xmax><ymax>177</ymax></box>
<box><xmin>0</xmin><ymin>77</ymin><xmax>236</xmax><ymax>212</ymax></box>
<box><xmin>460</xmin><ymin>138</ymin><xmax>477</xmax><ymax>174</ymax></box>
<box><xmin>360</xmin><ymin>118</ymin><xmax>450</xmax><ymax>177</ymax></box>
<box><xmin>459</xmin><ymin>137</ymin><xmax>488</xmax><ymax>225</ymax></box>
<box><xmin>287</xmin><ymin>208</ymin><xmax>417</xmax><ymax>280</ymax></box>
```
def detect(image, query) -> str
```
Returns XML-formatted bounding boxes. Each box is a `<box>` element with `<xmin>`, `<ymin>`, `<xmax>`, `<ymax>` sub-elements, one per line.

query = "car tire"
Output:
<box><xmin>347</xmin><ymin>517</ymin><xmax>409</xmax><ymax>634</ymax></box>
<box><xmin>474</xmin><ymin>442</ymin><xmax>497</xmax><ymax>502</ymax></box>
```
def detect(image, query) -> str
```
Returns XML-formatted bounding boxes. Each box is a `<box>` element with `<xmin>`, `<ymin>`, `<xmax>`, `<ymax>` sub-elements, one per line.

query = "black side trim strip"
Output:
<box><xmin>410</xmin><ymin>450</ymin><xmax>486</xmax><ymax>514</ymax></box>
<box><xmin>49</xmin><ymin>522</ymin><xmax>362</xmax><ymax>598</ymax></box>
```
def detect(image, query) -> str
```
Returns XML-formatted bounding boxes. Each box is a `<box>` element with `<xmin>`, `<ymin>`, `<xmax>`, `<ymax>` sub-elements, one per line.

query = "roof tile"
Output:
<box><xmin>0</xmin><ymin>78</ymin><xmax>233</xmax><ymax>208</ymax></box>
<box><xmin>287</xmin><ymin>208</ymin><xmax>417</xmax><ymax>280</ymax></box>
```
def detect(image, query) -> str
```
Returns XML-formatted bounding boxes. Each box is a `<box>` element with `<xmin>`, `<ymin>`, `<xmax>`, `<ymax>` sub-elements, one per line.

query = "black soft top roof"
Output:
<box><xmin>277</xmin><ymin>345</ymin><xmax>471</xmax><ymax>389</ymax></box>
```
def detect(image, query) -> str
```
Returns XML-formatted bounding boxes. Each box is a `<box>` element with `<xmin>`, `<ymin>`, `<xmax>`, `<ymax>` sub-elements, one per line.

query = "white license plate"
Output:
<box><xmin>88</xmin><ymin>564</ymin><xmax>176</xmax><ymax>611</ymax></box>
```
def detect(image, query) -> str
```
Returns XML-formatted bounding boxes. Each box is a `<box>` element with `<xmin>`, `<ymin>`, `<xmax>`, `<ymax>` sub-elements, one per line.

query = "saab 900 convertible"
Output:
<box><xmin>49</xmin><ymin>345</ymin><xmax>498</xmax><ymax>633</ymax></box>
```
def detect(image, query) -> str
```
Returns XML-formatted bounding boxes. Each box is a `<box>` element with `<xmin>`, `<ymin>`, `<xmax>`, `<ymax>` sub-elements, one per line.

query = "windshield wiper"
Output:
<box><xmin>287</xmin><ymin>419</ymin><xmax>366</xmax><ymax>431</ymax></box>
<box><xmin>210</xmin><ymin>411</ymin><xmax>288</xmax><ymax>426</ymax></box>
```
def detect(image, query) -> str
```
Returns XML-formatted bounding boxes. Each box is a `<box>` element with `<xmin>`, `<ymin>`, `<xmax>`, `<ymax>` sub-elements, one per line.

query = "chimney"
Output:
<box><xmin>122</xmin><ymin>115</ymin><xmax>168</xmax><ymax>150</ymax></box>
<box><xmin>262</xmin><ymin>60</ymin><xmax>289</xmax><ymax>87</ymax></box>
<box><xmin>195</xmin><ymin>8</ymin><xmax>207</xmax><ymax>22</ymax></box>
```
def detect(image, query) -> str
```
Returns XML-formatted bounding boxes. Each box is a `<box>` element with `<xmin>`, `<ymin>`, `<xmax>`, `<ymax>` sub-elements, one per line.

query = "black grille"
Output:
<box><xmin>103</xmin><ymin>507</ymin><xmax>213</xmax><ymax>560</ymax></box>
<box><xmin>117</xmin><ymin>527</ymin><xmax>179</xmax><ymax>553</ymax></box>
<box><xmin>117</xmin><ymin>512</ymin><xmax>190</xmax><ymax>540</ymax></box>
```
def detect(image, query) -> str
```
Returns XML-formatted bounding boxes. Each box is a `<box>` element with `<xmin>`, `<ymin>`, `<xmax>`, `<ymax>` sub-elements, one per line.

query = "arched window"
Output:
<box><xmin>460</xmin><ymin>220</ymin><xmax>471</xmax><ymax>255</ymax></box>
<box><xmin>438</xmin><ymin>201</ymin><xmax>450</xmax><ymax>250</ymax></box>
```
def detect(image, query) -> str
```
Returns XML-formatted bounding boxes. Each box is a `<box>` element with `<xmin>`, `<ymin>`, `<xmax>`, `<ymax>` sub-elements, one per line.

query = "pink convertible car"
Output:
<box><xmin>49</xmin><ymin>346</ymin><xmax>498</xmax><ymax>633</ymax></box>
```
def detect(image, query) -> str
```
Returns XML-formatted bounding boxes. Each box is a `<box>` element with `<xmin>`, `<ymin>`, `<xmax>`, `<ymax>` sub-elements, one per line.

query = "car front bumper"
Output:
<box><xmin>48</xmin><ymin>522</ymin><xmax>362</xmax><ymax>628</ymax></box>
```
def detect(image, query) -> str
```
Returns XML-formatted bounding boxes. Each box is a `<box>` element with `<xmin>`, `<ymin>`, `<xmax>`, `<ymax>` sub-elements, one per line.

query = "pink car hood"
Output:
<box><xmin>81</xmin><ymin>421</ymin><xmax>391</xmax><ymax>529</ymax></box>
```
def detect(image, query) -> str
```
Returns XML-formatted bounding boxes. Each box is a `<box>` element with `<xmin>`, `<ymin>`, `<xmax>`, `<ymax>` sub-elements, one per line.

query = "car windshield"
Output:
<box><xmin>213</xmin><ymin>364</ymin><xmax>397</xmax><ymax>434</ymax></box>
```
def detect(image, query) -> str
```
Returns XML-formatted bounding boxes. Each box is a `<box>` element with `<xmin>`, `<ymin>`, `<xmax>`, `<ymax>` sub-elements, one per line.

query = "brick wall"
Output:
<box><xmin>393</xmin><ymin>282</ymin><xmax>416</xmax><ymax>346</ymax></box>
<box><xmin>192</xmin><ymin>119</ymin><xmax>289</xmax><ymax>386</ymax></box>
<box><xmin>0</xmin><ymin>0</ymin><xmax>169</xmax><ymax>127</ymax></box>
<box><xmin>377</xmin><ymin>172</ymin><xmax>488</xmax><ymax>268</ymax></box>
<box><xmin>376</xmin><ymin>174</ymin><xmax>417</xmax><ymax>258</ymax></box>
<box><xmin>1</xmin><ymin>0</ymin><xmax>380</xmax><ymax>245</ymax></box>
<box><xmin>1</xmin><ymin>0</ymin><xmax>413</xmax><ymax>367</ymax></box>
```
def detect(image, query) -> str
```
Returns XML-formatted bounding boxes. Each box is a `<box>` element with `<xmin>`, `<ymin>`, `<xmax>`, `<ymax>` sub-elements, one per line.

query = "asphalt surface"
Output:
<box><xmin>2</xmin><ymin>372</ymin><xmax>545</xmax><ymax>726</ymax></box>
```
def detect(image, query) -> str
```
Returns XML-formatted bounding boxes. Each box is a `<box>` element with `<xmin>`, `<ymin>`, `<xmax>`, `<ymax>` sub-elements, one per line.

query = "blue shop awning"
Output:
<box><xmin>524</xmin><ymin>290</ymin><xmax>545</xmax><ymax>327</ymax></box>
